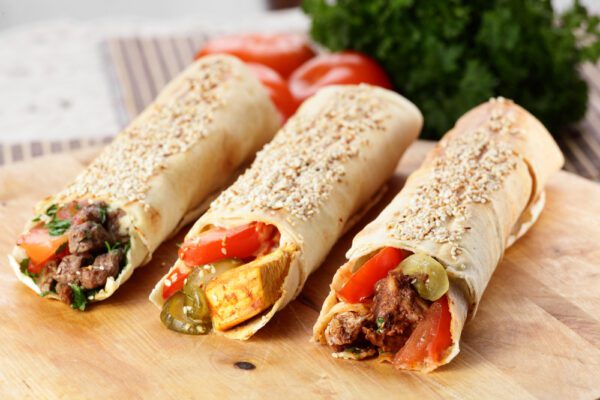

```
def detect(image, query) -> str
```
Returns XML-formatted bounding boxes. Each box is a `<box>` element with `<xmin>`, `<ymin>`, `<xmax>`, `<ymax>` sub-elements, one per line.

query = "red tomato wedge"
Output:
<box><xmin>393</xmin><ymin>295</ymin><xmax>453</xmax><ymax>369</ymax></box>
<box><xmin>246</xmin><ymin>62</ymin><xmax>298</xmax><ymax>123</ymax></box>
<box><xmin>178</xmin><ymin>222</ymin><xmax>277</xmax><ymax>268</ymax></box>
<box><xmin>57</xmin><ymin>201</ymin><xmax>80</xmax><ymax>220</ymax></box>
<box><xmin>165</xmin><ymin>222</ymin><xmax>277</xmax><ymax>299</ymax></box>
<box><xmin>337</xmin><ymin>247</ymin><xmax>410</xmax><ymax>303</ymax></box>
<box><xmin>17</xmin><ymin>228</ymin><xmax>68</xmax><ymax>272</ymax></box>
<box><xmin>195</xmin><ymin>33</ymin><xmax>315</xmax><ymax>78</ymax></box>
<box><xmin>162</xmin><ymin>264</ymin><xmax>193</xmax><ymax>300</ymax></box>
<box><xmin>289</xmin><ymin>51</ymin><xmax>393</xmax><ymax>104</ymax></box>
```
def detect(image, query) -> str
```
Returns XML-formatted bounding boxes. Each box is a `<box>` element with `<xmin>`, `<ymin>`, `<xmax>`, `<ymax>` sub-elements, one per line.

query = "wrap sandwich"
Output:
<box><xmin>149</xmin><ymin>84</ymin><xmax>423</xmax><ymax>340</ymax></box>
<box><xmin>313</xmin><ymin>97</ymin><xmax>564</xmax><ymax>372</ymax></box>
<box><xmin>9</xmin><ymin>54</ymin><xmax>280</xmax><ymax>310</ymax></box>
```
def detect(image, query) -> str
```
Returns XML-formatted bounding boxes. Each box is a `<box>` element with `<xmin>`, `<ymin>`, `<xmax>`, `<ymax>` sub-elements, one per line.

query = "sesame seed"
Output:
<box><xmin>386</xmin><ymin>98</ymin><xmax>521</xmax><ymax>260</ymax></box>
<box><xmin>57</xmin><ymin>59</ymin><xmax>232</xmax><ymax>203</ymax></box>
<box><xmin>210</xmin><ymin>86</ymin><xmax>389</xmax><ymax>221</ymax></box>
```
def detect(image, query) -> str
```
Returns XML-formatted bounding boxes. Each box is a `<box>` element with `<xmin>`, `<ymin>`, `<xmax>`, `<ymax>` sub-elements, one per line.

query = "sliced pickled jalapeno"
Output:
<box><xmin>398</xmin><ymin>253</ymin><xmax>449</xmax><ymax>301</ymax></box>
<box><xmin>160</xmin><ymin>291</ymin><xmax>209</xmax><ymax>335</ymax></box>
<box><xmin>161</xmin><ymin>258</ymin><xmax>243</xmax><ymax>335</ymax></box>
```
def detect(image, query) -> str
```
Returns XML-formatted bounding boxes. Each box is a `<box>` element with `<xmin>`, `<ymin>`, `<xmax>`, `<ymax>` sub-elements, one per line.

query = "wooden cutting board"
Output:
<box><xmin>0</xmin><ymin>141</ymin><xmax>599</xmax><ymax>399</ymax></box>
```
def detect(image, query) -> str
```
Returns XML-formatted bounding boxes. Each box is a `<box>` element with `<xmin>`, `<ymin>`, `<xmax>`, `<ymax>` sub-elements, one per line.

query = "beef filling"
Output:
<box><xmin>326</xmin><ymin>270</ymin><xmax>429</xmax><ymax>355</ymax></box>
<box><xmin>80</xmin><ymin>250</ymin><xmax>123</xmax><ymax>289</ymax></box>
<box><xmin>37</xmin><ymin>201</ymin><xmax>129</xmax><ymax>306</ymax></box>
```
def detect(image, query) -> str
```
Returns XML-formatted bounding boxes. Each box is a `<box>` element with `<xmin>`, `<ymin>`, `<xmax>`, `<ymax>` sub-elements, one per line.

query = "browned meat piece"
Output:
<box><xmin>54</xmin><ymin>254</ymin><xmax>92</xmax><ymax>285</ymax></box>
<box><xmin>362</xmin><ymin>271</ymin><xmax>429</xmax><ymax>353</ymax></box>
<box><xmin>39</xmin><ymin>260</ymin><xmax>58</xmax><ymax>293</ymax></box>
<box><xmin>325</xmin><ymin>311</ymin><xmax>367</xmax><ymax>351</ymax></box>
<box><xmin>55</xmin><ymin>282</ymin><xmax>73</xmax><ymax>305</ymax></box>
<box><xmin>67</xmin><ymin>221</ymin><xmax>110</xmax><ymax>254</ymax></box>
<box><xmin>106</xmin><ymin>209</ymin><xmax>128</xmax><ymax>243</ymax></box>
<box><xmin>80</xmin><ymin>250</ymin><xmax>123</xmax><ymax>289</ymax></box>
<box><xmin>72</xmin><ymin>202</ymin><xmax>108</xmax><ymax>226</ymax></box>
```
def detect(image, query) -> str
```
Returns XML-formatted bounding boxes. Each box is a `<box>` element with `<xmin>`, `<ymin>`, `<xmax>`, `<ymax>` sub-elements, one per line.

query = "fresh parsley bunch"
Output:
<box><xmin>303</xmin><ymin>0</ymin><xmax>600</xmax><ymax>139</ymax></box>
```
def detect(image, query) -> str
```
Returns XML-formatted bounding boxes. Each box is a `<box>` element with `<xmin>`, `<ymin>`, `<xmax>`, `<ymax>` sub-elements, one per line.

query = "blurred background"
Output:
<box><xmin>0</xmin><ymin>0</ymin><xmax>599</xmax><ymax>179</ymax></box>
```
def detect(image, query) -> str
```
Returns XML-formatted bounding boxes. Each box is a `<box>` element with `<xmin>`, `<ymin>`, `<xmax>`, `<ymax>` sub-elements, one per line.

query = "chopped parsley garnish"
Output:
<box><xmin>98</xmin><ymin>205</ymin><xmax>108</xmax><ymax>225</ymax></box>
<box><xmin>376</xmin><ymin>317</ymin><xmax>385</xmax><ymax>333</ymax></box>
<box><xmin>45</xmin><ymin>204</ymin><xmax>58</xmax><ymax>217</ymax></box>
<box><xmin>69</xmin><ymin>284</ymin><xmax>88</xmax><ymax>311</ymax></box>
<box><xmin>54</xmin><ymin>242</ymin><xmax>68</xmax><ymax>255</ymax></box>
<box><xmin>31</xmin><ymin>215</ymin><xmax>41</xmax><ymax>222</ymax></box>
<box><xmin>346</xmin><ymin>347</ymin><xmax>363</xmax><ymax>355</ymax></box>
<box><xmin>19</xmin><ymin>258</ymin><xmax>39</xmax><ymax>280</ymax></box>
<box><xmin>47</xmin><ymin>219</ymin><xmax>71</xmax><ymax>236</ymax></box>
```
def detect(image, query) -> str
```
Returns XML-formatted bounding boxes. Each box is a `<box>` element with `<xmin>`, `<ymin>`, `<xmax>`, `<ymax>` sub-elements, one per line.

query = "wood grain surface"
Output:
<box><xmin>0</xmin><ymin>141</ymin><xmax>599</xmax><ymax>399</ymax></box>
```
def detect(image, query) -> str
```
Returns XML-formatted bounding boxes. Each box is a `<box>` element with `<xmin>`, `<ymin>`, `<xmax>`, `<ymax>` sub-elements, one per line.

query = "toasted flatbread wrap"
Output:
<box><xmin>313</xmin><ymin>98</ymin><xmax>564</xmax><ymax>372</ymax></box>
<box><xmin>9</xmin><ymin>54</ymin><xmax>280</xmax><ymax>310</ymax></box>
<box><xmin>149</xmin><ymin>84</ymin><xmax>424</xmax><ymax>340</ymax></box>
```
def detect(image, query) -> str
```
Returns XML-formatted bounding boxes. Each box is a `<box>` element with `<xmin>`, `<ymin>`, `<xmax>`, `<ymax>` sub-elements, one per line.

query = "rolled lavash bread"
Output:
<box><xmin>9</xmin><ymin>54</ymin><xmax>280</xmax><ymax>304</ymax></box>
<box><xmin>150</xmin><ymin>84</ymin><xmax>424</xmax><ymax>339</ymax></box>
<box><xmin>313</xmin><ymin>97</ymin><xmax>564</xmax><ymax>371</ymax></box>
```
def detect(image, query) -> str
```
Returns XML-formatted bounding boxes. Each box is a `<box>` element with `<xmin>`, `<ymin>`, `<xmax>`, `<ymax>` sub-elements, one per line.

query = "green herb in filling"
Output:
<box><xmin>376</xmin><ymin>316</ymin><xmax>385</xmax><ymax>334</ymax></box>
<box><xmin>98</xmin><ymin>205</ymin><xmax>108</xmax><ymax>225</ymax></box>
<box><xmin>47</xmin><ymin>219</ymin><xmax>70</xmax><ymax>236</ymax></box>
<box><xmin>54</xmin><ymin>242</ymin><xmax>68</xmax><ymax>255</ymax></box>
<box><xmin>19</xmin><ymin>258</ymin><xmax>39</xmax><ymax>281</ymax></box>
<box><xmin>69</xmin><ymin>284</ymin><xmax>88</xmax><ymax>311</ymax></box>
<box><xmin>45</xmin><ymin>204</ymin><xmax>58</xmax><ymax>217</ymax></box>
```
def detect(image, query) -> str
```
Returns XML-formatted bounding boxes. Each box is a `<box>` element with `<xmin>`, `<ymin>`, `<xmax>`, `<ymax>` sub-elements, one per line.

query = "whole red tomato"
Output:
<box><xmin>289</xmin><ymin>51</ymin><xmax>393</xmax><ymax>104</ymax></box>
<box><xmin>195</xmin><ymin>33</ymin><xmax>315</xmax><ymax>78</ymax></box>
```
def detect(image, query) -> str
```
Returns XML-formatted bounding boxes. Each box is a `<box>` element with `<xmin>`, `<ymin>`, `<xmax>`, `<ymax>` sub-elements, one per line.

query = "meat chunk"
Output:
<box><xmin>362</xmin><ymin>271</ymin><xmax>429</xmax><ymax>353</ymax></box>
<box><xmin>80</xmin><ymin>250</ymin><xmax>123</xmax><ymax>289</ymax></box>
<box><xmin>55</xmin><ymin>282</ymin><xmax>73</xmax><ymax>305</ymax></box>
<box><xmin>106</xmin><ymin>209</ymin><xmax>128</xmax><ymax>243</ymax></box>
<box><xmin>67</xmin><ymin>221</ymin><xmax>110</xmax><ymax>254</ymax></box>
<box><xmin>39</xmin><ymin>260</ymin><xmax>58</xmax><ymax>293</ymax></box>
<box><xmin>72</xmin><ymin>202</ymin><xmax>107</xmax><ymax>226</ymax></box>
<box><xmin>325</xmin><ymin>311</ymin><xmax>367</xmax><ymax>351</ymax></box>
<box><xmin>54</xmin><ymin>254</ymin><xmax>92</xmax><ymax>285</ymax></box>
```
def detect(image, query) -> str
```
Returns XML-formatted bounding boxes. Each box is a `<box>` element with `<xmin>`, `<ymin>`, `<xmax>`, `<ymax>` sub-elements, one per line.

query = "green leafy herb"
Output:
<box><xmin>303</xmin><ymin>0</ymin><xmax>600</xmax><ymax>139</ymax></box>
<box><xmin>47</xmin><ymin>219</ymin><xmax>70</xmax><ymax>236</ymax></box>
<box><xmin>346</xmin><ymin>347</ymin><xmax>363</xmax><ymax>355</ymax></box>
<box><xmin>54</xmin><ymin>242</ymin><xmax>68</xmax><ymax>255</ymax></box>
<box><xmin>105</xmin><ymin>241</ymin><xmax>113</xmax><ymax>252</ymax></box>
<box><xmin>32</xmin><ymin>215</ymin><xmax>41</xmax><ymax>222</ymax></box>
<box><xmin>45</xmin><ymin>204</ymin><xmax>58</xmax><ymax>217</ymax></box>
<box><xmin>19</xmin><ymin>258</ymin><xmax>39</xmax><ymax>280</ymax></box>
<box><xmin>69</xmin><ymin>284</ymin><xmax>88</xmax><ymax>311</ymax></box>
<box><xmin>376</xmin><ymin>317</ymin><xmax>385</xmax><ymax>334</ymax></box>
<box><xmin>98</xmin><ymin>205</ymin><xmax>108</xmax><ymax>225</ymax></box>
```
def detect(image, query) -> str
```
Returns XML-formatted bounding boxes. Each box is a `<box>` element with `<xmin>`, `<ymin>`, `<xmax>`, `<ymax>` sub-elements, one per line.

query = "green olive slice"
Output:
<box><xmin>399</xmin><ymin>253</ymin><xmax>449</xmax><ymax>301</ymax></box>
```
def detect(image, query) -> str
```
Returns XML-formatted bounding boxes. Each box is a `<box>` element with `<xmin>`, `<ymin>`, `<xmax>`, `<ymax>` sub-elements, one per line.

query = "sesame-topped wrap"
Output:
<box><xmin>313</xmin><ymin>98</ymin><xmax>564</xmax><ymax>372</ymax></box>
<box><xmin>9</xmin><ymin>54</ymin><xmax>280</xmax><ymax>310</ymax></box>
<box><xmin>149</xmin><ymin>84</ymin><xmax>423</xmax><ymax>340</ymax></box>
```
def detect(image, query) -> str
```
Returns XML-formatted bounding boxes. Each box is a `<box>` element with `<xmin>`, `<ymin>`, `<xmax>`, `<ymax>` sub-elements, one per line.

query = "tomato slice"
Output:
<box><xmin>393</xmin><ymin>295</ymin><xmax>452</xmax><ymax>369</ymax></box>
<box><xmin>337</xmin><ymin>247</ymin><xmax>410</xmax><ymax>303</ymax></box>
<box><xmin>56</xmin><ymin>201</ymin><xmax>80</xmax><ymax>220</ymax></box>
<box><xmin>17</xmin><ymin>228</ymin><xmax>68</xmax><ymax>272</ymax></box>
<box><xmin>195</xmin><ymin>33</ymin><xmax>315</xmax><ymax>78</ymax></box>
<box><xmin>178</xmin><ymin>222</ymin><xmax>277</xmax><ymax>268</ymax></box>
<box><xmin>246</xmin><ymin>62</ymin><xmax>298</xmax><ymax>123</ymax></box>
<box><xmin>162</xmin><ymin>264</ymin><xmax>192</xmax><ymax>300</ymax></box>
<box><xmin>289</xmin><ymin>51</ymin><xmax>393</xmax><ymax>104</ymax></box>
